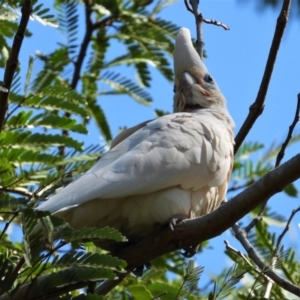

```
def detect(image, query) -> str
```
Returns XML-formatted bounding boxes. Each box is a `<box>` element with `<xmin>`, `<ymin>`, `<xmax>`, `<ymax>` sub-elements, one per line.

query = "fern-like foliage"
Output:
<box><xmin>176</xmin><ymin>260</ymin><xmax>204</xmax><ymax>299</ymax></box>
<box><xmin>0</xmin><ymin>1</ymin><xmax>181</xmax><ymax>298</ymax></box>
<box><xmin>208</xmin><ymin>264</ymin><xmax>246</xmax><ymax>300</ymax></box>
<box><xmin>230</xmin><ymin>138</ymin><xmax>299</xmax><ymax>198</ymax></box>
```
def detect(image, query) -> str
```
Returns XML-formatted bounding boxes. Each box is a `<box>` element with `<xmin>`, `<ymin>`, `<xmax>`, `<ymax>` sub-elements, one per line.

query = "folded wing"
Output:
<box><xmin>38</xmin><ymin>110</ymin><xmax>233</xmax><ymax>214</ymax></box>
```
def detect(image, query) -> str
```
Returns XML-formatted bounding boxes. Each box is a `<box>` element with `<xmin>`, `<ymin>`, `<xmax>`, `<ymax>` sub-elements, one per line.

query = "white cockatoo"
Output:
<box><xmin>37</xmin><ymin>28</ymin><xmax>234</xmax><ymax>252</ymax></box>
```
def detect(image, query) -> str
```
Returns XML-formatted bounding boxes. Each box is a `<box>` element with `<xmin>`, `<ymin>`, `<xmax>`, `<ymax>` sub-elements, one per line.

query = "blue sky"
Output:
<box><xmin>3</xmin><ymin>0</ymin><xmax>300</xmax><ymax>290</ymax></box>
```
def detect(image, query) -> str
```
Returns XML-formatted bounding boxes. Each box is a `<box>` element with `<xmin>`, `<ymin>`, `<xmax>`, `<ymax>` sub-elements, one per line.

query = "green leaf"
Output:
<box><xmin>57</xmin><ymin>0</ymin><xmax>79</xmax><ymax>55</ymax></box>
<box><xmin>30</xmin><ymin>267</ymin><xmax>116</xmax><ymax>295</ymax></box>
<box><xmin>5</xmin><ymin>110</ymin><xmax>34</xmax><ymax>128</ymax></box>
<box><xmin>61</xmin><ymin>227</ymin><xmax>127</xmax><ymax>243</ymax></box>
<box><xmin>30</xmin><ymin>114</ymin><xmax>88</xmax><ymax>134</ymax></box>
<box><xmin>99</xmin><ymin>72</ymin><xmax>152</xmax><ymax>105</ymax></box>
<box><xmin>86</xmin><ymin>99</ymin><xmax>111</xmax><ymax>141</ymax></box>
<box><xmin>53</xmin><ymin>251</ymin><xmax>126</xmax><ymax>270</ymax></box>
<box><xmin>0</xmin><ymin>194</ymin><xmax>28</xmax><ymax>209</ymax></box>
<box><xmin>127</xmin><ymin>285</ymin><xmax>154</xmax><ymax>299</ymax></box>
<box><xmin>283</xmin><ymin>183</ymin><xmax>298</xmax><ymax>197</ymax></box>
<box><xmin>24</xmin><ymin>55</ymin><xmax>34</xmax><ymax>96</ymax></box>
<box><xmin>32</xmin><ymin>2</ymin><xmax>58</xmax><ymax>27</ymax></box>
<box><xmin>0</xmin><ymin>132</ymin><xmax>83</xmax><ymax>151</ymax></box>
<box><xmin>0</xmin><ymin>253</ymin><xmax>18</xmax><ymax>293</ymax></box>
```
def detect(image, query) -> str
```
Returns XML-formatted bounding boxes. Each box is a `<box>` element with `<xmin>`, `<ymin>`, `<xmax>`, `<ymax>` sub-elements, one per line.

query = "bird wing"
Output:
<box><xmin>37</xmin><ymin>110</ymin><xmax>233</xmax><ymax>214</ymax></box>
<box><xmin>110</xmin><ymin>119</ymin><xmax>153</xmax><ymax>149</ymax></box>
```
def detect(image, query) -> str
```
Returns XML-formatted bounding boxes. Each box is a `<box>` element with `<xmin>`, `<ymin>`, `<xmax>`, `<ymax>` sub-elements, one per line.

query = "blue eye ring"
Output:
<box><xmin>204</xmin><ymin>74</ymin><xmax>214</xmax><ymax>84</ymax></box>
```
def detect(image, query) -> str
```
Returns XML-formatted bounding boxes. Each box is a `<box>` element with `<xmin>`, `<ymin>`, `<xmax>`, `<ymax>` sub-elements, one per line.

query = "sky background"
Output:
<box><xmin>2</xmin><ymin>0</ymin><xmax>300</xmax><ymax>291</ymax></box>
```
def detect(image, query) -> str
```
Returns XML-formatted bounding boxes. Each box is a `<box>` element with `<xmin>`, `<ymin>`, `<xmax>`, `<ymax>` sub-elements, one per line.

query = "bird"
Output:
<box><xmin>37</xmin><ymin>27</ymin><xmax>235</xmax><ymax>254</ymax></box>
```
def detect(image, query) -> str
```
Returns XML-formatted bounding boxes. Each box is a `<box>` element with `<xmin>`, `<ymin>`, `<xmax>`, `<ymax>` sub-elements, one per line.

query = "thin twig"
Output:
<box><xmin>275</xmin><ymin>95</ymin><xmax>300</xmax><ymax>167</ymax></box>
<box><xmin>202</xmin><ymin>18</ymin><xmax>230</xmax><ymax>30</ymax></box>
<box><xmin>242</xmin><ymin>94</ymin><xmax>299</xmax><ymax>296</ymax></box>
<box><xmin>262</xmin><ymin>205</ymin><xmax>300</xmax><ymax>298</ymax></box>
<box><xmin>232</xmin><ymin>224</ymin><xmax>300</xmax><ymax>297</ymax></box>
<box><xmin>59</xmin><ymin>1</ymin><xmax>114</xmax><ymax>158</ymax></box>
<box><xmin>224</xmin><ymin>240</ymin><xmax>273</xmax><ymax>282</ymax></box>
<box><xmin>227</xmin><ymin>181</ymin><xmax>254</xmax><ymax>193</ymax></box>
<box><xmin>234</xmin><ymin>0</ymin><xmax>291</xmax><ymax>153</ymax></box>
<box><xmin>0</xmin><ymin>211</ymin><xmax>19</xmax><ymax>240</ymax></box>
<box><xmin>245</xmin><ymin>94</ymin><xmax>300</xmax><ymax>232</ymax></box>
<box><xmin>70</xmin><ymin>0</ymin><xmax>94</xmax><ymax>90</ymax></box>
<box><xmin>225</xmin><ymin>240</ymin><xmax>253</xmax><ymax>266</ymax></box>
<box><xmin>184</xmin><ymin>0</ymin><xmax>229</xmax><ymax>59</ymax></box>
<box><xmin>243</xmin><ymin>215</ymin><xmax>263</xmax><ymax>233</ymax></box>
<box><xmin>0</xmin><ymin>186</ymin><xmax>33</xmax><ymax>198</ymax></box>
<box><xmin>0</xmin><ymin>0</ymin><xmax>32</xmax><ymax>133</ymax></box>
<box><xmin>184</xmin><ymin>0</ymin><xmax>193</xmax><ymax>13</ymax></box>
<box><xmin>188</xmin><ymin>0</ymin><xmax>204</xmax><ymax>59</ymax></box>
<box><xmin>3</xmin><ymin>96</ymin><xmax>27</xmax><ymax>125</ymax></box>
<box><xmin>59</xmin><ymin>0</ymin><xmax>94</xmax><ymax>159</ymax></box>
<box><xmin>275</xmin><ymin>206</ymin><xmax>300</xmax><ymax>252</ymax></box>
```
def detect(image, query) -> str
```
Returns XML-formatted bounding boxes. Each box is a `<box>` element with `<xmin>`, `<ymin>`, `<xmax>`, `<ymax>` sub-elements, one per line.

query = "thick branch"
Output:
<box><xmin>234</xmin><ymin>0</ymin><xmax>291</xmax><ymax>153</ymax></box>
<box><xmin>2</xmin><ymin>154</ymin><xmax>300</xmax><ymax>299</ymax></box>
<box><xmin>113</xmin><ymin>154</ymin><xmax>300</xmax><ymax>268</ymax></box>
<box><xmin>0</xmin><ymin>0</ymin><xmax>32</xmax><ymax>133</ymax></box>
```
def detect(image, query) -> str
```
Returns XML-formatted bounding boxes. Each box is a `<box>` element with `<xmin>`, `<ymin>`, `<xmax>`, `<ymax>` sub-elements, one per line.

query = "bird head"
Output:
<box><xmin>173</xmin><ymin>28</ymin><xmax>228</xmax><ymax>115</ymax></box>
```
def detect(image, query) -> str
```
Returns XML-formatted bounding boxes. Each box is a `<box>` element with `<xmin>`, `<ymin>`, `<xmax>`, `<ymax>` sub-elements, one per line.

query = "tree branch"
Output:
<box><xmin>202</xmin><ymin>18</ymin><xmax>230</xmax><ymax>30</ymax></box>
<box><xmin>262</xmin><ymin>205</ymin><xmax>300</xmax><ymax>298</ymax></box>
<box><xmin>224</xmin><ymin>240</ymin><xmax>272</xmax><ymax>282</ymax></box>
<box><xmin>70</xmin><ymin>0</ymin><xmax>93</xmax><ymax>90</ymax></box>
<box><xmin>112</xmin><ymin>154</ymin><xmax>300</xmax><ymax>267</ymax></box>
<box><xmin>232</xmin><ymin>224</ymin><xmax>300</xmax><ymax>297</ymax></box>
<box><xmin>234</xmin><ymin>0</ymin><xmax>291</xmax><ymax>153</ymax></box>
<box><xmin>59</xmin><ymin>1</ymin><xmax>115</xmax><ymax>159</ymax></box>
<box><xmin>2</xmin><ymin>153</ymin><xmax>299</xmax><ymax>299</ymax></box>
<box><xmin>245</xmin><ymin>93</ymin><xmax>300</xmax><ymax>232</ymax></box>
<box><xmin>234</xmin><ymin>97</ymin><xmax>300</xmax><ymax>296</ymax></box>
<box><xmin>59</xmin><ymin>0</ymin><xmax>95</xmax><ymax>159</ymax></box>
<box><xmin>0</xmin><ymin>186</ymin><xmax>33</xmax><ymax>198</ymax></box>
<box><xmin>185</xmin><ymin>0</ymin><xmax>229</xmax><ymax>59</ymax></box>
<box><xmin>275</xmin><ymin>94</ymin><xmax>300</xmax><ymax>167</ymax></box>
<box><xmin>187</xmin><ymin>0</ymin><xmax>204</xmax><ymax>59</ymax></box>
<box><xmin>0</xmin><ymin>0</ymin><xmax>32</xmax><ymax>133</ymax></box>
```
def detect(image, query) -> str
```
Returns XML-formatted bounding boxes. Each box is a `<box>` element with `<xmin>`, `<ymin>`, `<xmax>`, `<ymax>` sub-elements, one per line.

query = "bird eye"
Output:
<box><xmin>204</xmin><ymin>74</ymin><xmax>214</xmax><ymax>84</ymax></box>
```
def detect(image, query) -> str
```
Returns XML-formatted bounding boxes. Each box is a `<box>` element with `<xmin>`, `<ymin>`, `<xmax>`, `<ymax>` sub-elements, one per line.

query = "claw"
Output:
<box><xmin>131</xmin><ymin>262</ymin><xmax>152</xmax><ymax>277</ymax></box>
<box><xmin>132</xmin><ymin>265</ymin><xmax>144</xmax><ymax>277</ymax></box>
<box><xmin>181</xmin><ymin>245</ymin><xmax>199</xmax><ymax>258</ymax></box>
<box><xmin>169</xmin><ymin>214</ymin><xmax>187</xmax><ymax>231</ymax></box>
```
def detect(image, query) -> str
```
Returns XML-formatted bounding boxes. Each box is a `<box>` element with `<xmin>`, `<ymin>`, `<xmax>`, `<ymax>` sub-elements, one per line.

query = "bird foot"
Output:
<box><xmin>131</xmin><ymin>262</ymin><xmax>152</xmax><ymax>277</ymax></box>
<box><xmin>169</xmin><ymin>214</ymin><xmax>187</xmax><ymax>231</ymax></box>
<box><xmin>181</xmin><ymin>245</ymin><xmax>199</xmax><ymax>258</ymax></box>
